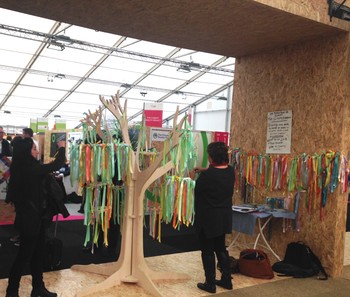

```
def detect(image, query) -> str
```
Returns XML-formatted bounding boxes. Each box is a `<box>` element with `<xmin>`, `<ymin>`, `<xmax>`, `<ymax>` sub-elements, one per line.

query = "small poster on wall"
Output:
<box><xmin>67</xmin><ymin>131</ymin><xmax>83</xmax><ymax>161</ymax></box>
<box><xmin>150</xmin><ymin>127</ymin><xmax>171</xmax><ymax>142</ymax></box>
<box><xmin>144</xmin><ymin>103</ymin><xmax>163</xmax><ymax>127</ymax></box>
<box><xmin>50</xmin><ymin>132</ymin><xmax>67</xmax><ymax>157</ymax></box>
<box><xmin>266</xmin><ymin>110</ymin><xmax>292</xmax><ymax>154</ymax></box>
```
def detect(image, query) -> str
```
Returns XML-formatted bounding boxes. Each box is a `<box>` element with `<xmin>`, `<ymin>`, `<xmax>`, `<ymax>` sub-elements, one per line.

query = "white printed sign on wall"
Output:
<box><xmin>266</xmin><ymin>110</ymin><xmax>292</xmax><ymax>154</ymax></box>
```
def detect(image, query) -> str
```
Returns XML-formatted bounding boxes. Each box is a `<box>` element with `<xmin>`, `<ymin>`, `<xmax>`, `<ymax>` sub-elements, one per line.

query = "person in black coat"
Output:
<box><xmin>190</xmin><ymin>142</ymin><xmax>235</xmax><ymax>294</ymax></box>
<box><xmin>0</xmin><ymin>126</ymin><xmax>12</xmax><ymax>158</ymax></box>
<box><xmin>6</xmin><ymin>137</ymin><xmax>66</xmax><ymax>297</ymax></box>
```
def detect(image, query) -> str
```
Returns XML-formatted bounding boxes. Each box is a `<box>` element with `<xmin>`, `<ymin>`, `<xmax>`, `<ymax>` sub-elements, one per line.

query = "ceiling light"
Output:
<box><xmin>140</xmin><ymin>90</ymin><xmax>147</xmax><ymax>97</ymax></box>
<box><xmin>217</xmin><ymin>96</ymin><xmax>227</xmax><ymax>101</ymax></box>
<box><xmin>121</xmin><ymin>83</ymin><xmax>131</xmax><ymax>88</ymax></box>
<box><xmin>55</xmin><ymin>73</ymin><xmax>66</xmax><ymax>79</ymax></box>
<box><xmin>177</xmin><ymin>63</ymin><xmax>191</xmax><ymax>73</ymax></box>
<box><xmin>328</xmin><ymin>0</ymin><xmax>350</xmax><ymax>21</ymax></box>
<box><xmin>54</xmin><ymin>115</ymin><xmax>61</xmax><ymax>118</ymax></box>
<box><xmin>47</xmin><ymin>41</ymin><xmax>65</xmax><ymax>51</ymax></box>
<box><xmin>47</xmin><ymin>74</ymin><xmax>54</xmax><ymax>82</ymax></box>
<box><xmin>54</xmin><ymin>35</ymin><xmax>73</xmax><ymax>44</ymax></box>
<box><xmin>174</xmin><ymin>90</ymin><xmax>187</xmax><ymax>100</ymax></box>
<box><xmin>189</xmin><ymin>62</ymin><xmax>201</xmax><ymax>69</ymax></box>
<box><xmin>4</xmin><ymin>110</ymin><xmax>11</xmax><ymax>114</ymax></box>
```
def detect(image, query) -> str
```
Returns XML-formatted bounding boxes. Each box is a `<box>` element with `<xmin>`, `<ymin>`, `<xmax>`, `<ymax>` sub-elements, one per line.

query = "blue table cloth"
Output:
<box><xmin>232</xmin><ymin>209</ymin><xmax>296</xmax><ymax>236</ymax></box>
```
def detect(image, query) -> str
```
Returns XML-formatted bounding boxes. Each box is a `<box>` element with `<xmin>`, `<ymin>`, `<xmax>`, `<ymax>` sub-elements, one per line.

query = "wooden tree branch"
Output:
<box><xmin>136</xmin><ymin>161</ymin><xmax>173</xmax><ymax>198</ymax></box>
<box><xmin>80</xmin><ymin>106</ymin><xmax>104</xmax><ymax>141</ymax></box>
<box><xmin>100</xmin><ymin>91</ymin><xmax>131</xmax><ymax>146</ymax></box>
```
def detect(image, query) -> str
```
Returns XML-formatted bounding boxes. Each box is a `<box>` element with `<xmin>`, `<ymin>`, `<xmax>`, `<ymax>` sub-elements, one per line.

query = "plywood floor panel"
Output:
<box><xmin>0</xmin><ymin>249</ymin><xmax>286</xmax><ymax>297</ymax></box>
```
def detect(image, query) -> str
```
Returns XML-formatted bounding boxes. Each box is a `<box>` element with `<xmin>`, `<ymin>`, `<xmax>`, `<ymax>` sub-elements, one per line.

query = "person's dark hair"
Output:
<box><xmin>11</xmin><ymin>137</ymin><xmax>34</xmax><ymax>170</ymax></box>
<box><xmin>11</xmin><ymin>135</ymin><xmax>22</xmax><ymax>147</ymax></box>
<box><xmin>8</xmin><ymin>138</ymin><xmax>35</xmax><ymax>205</ymax></box>
<box><xmin>22</xmin><ymin>128</ymin><xmax>34</xmax><ymax>138</ymax></box>
<box><xmin>207</xmin><ymin>142</ymin><xmax>229</xmax><ymax>165</ymax></box>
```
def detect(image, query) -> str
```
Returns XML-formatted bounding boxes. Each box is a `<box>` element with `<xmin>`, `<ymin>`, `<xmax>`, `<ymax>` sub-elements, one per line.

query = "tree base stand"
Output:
<box><xmin>71</xmin><ymin>259</ymin><xmax>190</xmax><ymax>297</ymax></box>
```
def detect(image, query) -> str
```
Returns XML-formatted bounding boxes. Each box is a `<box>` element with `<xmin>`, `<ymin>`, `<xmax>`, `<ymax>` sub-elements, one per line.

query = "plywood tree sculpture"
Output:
<box><xmin>71</xmin><ymin>91</ymin><xmax>192</xmax><ymax>297</ymax></box>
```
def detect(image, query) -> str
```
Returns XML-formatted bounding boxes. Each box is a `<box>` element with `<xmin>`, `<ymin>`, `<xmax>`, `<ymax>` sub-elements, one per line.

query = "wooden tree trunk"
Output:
<box><xmin>71</xmin><ymin>163</ymin><xmax>190</xmax><ymax>297</ymax></box>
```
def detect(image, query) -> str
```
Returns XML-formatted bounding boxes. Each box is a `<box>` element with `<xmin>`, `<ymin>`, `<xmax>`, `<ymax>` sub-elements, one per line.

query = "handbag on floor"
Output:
<box><xmin>272</xmin><ymin>241</ymin><xmax>328</xmax><ymax>280</ymax></box>
<box><xmin>238</xmin><ymin>249</ymin><xmax>274</xmax><ymax>279</ymax></box>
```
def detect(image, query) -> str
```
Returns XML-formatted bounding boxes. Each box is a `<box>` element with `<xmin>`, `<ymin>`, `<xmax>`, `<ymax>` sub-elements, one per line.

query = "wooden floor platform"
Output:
<box><xmin>1</xmin><ymin>227</ymin><xmax>349</xmax><ymax>296</ymax></box>
<box><xmin>0</xmin><ymin>249</ymin><xmax>287</xmax><ymax>297</ymax></box>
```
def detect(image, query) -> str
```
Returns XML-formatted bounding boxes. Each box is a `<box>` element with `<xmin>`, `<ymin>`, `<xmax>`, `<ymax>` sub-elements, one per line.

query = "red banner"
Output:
<box><xmin>144</xmin><ymin>103</ymin><xmax>163</xmax><ymax>127</ymax></box>
<box><xmin>213</xmin><ymin>131</ymin><xmax>229</xmax><ymax>146</ymax></box>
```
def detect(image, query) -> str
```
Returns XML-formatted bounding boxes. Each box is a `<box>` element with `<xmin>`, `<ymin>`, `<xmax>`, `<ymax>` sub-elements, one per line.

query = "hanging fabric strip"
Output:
<box><xmin>70</xmin><ymin>143</ymin><xmax>80</xmax><ymax>186</ymax></box>
<box><xmin>330</xmin><ymin>152</ymin><xmax>339</xmax><ymax>193</ymax></box>
<box><xmin>288</xmin><ymin>158</ymin><xmax>297</xmax><ymax>192</ymax></box>
<box><xmin>339</xmin><ymin>155</ymin><xmax>348</xmax><ymax>193</ymax></box>
<box><xmin>200</xmin><ymin>131</ymin><xmax>209</xmax><ymax>168</ymax></box>
<box><xmin>265</xmin><ymin>155</ymin><xmax>271</xmax><ymax>189</ymax></box>
<box><xmin>79</xmin><ymin>144</ymin><xmax>86</xmax><ymax>186</ymax></box>
<box><xmin>85</xmin><ymin>145</ymin><xmax>91</xmax><ymax>184</ymax></box>
<box><xmin>83</xmin><ymin>187</ymin><xmax>92</xmax><ymax>246</ymax></box>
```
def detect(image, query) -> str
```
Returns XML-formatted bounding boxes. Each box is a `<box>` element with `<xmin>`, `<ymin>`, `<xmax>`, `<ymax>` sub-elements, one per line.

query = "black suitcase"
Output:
<box><xmin>44</xmin><ymin>237</ymin><xmax>63</xmax><ymax>270</ymax></box>
<box><xmin>44</xmin><ymin>216</ymin><xmax>63</xmax><ymax>270</ymax></box>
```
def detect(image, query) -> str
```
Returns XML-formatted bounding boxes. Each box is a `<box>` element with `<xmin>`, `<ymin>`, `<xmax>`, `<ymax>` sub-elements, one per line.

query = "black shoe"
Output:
<box><xmin>215</xmin><ymin>277</ymin><xmax>233</xmax><ymax>290</ymax></box>
<box><xmin>5</xmin><ymin>294</ymin><xmax>19</xmax><ymax>297</ymax></box>
<box><xmin>31</xmin><ymin>287</ymin><xmax>57</xmax><ymax>297</ymax></box>
<box><xmin>197</xmin><ymin>282</ymin><xmax>216</xmax><ymax>293</ymax></box>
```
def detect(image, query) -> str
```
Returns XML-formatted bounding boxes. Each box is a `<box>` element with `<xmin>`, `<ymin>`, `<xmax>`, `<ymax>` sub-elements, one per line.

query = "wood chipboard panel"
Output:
<box><xmin>231</xmin><ymin>33</ymin><xmax>350</xmax><ymax>276</ymax></box>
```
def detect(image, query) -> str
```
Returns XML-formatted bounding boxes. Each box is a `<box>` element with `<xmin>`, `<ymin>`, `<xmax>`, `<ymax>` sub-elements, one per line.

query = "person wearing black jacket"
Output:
<box><xmin>190</xmin><ymin>142</ymin><xmax>235</xmax><ymax>294</ymax></box>
<box><xmin>6</xmin><ymin>137</ymin><xmax>66</xmax><ymax>297</ymax></box>
<box><xmin>0</xmin><ymin>126</ymin><xmax>12</xmax><ymax>158</ymax></box>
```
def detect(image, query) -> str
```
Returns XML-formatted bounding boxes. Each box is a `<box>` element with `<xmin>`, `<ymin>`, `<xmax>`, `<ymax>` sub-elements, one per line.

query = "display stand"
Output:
<box><xmin>71</xmin><ymin>93</ymin><xmax>190</xmax><ymax>297</ymax></box>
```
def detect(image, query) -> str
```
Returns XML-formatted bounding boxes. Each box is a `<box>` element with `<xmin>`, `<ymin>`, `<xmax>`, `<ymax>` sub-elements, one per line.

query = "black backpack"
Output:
<box><xmin>272</xmin><ymin>241</ymin><xmax>328</xmax><ymax>280</ymax></box>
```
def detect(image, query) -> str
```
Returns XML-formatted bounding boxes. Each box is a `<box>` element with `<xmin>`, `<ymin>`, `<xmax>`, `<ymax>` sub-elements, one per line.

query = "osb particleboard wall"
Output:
<box><xmin>230</xmin><ymin>33</ymin><xmax>350</xmax><ymax>277</ymax></box>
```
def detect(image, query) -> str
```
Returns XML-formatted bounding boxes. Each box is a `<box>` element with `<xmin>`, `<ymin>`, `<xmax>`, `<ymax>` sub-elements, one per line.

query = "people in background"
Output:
<box><xmin>5</xmin><ymin>137</ymin><xmax>66</xmax><ymax>297</ymax></box>
<box><xmin>0</xmin><ymin>126</ymin><xmax>12</xmax><ymax>158</ymax></box>
<box><xmin>190</xmin><ymin>142</ymin><xmax>235</xmax><ymax>294</ymax></box>
<box><xmin>6</xmin><ymin>135</ymin><xmax>27</xmax><ymax>245</ymax></box>
<box><xmin>22</xmin><ymin>128</ymin><xmax>40</xmax><ymax>160</ymax></box>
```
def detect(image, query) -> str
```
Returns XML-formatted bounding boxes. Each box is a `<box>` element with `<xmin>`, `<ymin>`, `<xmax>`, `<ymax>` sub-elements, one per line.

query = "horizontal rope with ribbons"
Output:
<box><xmin>232</xmin><ymin>148</ymin><xmax>348</xmax><ymax>219</ymax></box>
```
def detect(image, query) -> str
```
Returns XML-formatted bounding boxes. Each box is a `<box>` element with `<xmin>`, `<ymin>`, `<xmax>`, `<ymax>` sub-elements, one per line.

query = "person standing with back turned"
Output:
<box><xmin>5</xmin><ymin>137</ymin><xmax>66</xmax><ymax>297</ymax></box>
<box><xmin>190</xmin><ymin>141</ymin><xmax>235</xmax><ymax>294</ymax></box>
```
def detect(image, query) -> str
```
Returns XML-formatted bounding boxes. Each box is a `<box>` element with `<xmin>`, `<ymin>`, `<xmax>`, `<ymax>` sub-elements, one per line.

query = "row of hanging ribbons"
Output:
<box><xmin>83</xmin><ymin>184</ymin><xmax>125</xmax><ymax>249</ymax></box>
<box><xmin>146</xmin><ymin>176</ymin><xmax>196</xmax><ymax>241</ymax></box>
<box><xmin>69</xmin><ymin>142</ymin><xmax>131</xmax><ymax>247</ymax></box>
<box><xmin>232</xmin><ymin>148</ymin><xmax>348</xmax><ymax>219</ymax></box>
<box><xmin>70</xmin><ymin>143</ymin><xmax>132</xmax><ymax>186</ymax></box>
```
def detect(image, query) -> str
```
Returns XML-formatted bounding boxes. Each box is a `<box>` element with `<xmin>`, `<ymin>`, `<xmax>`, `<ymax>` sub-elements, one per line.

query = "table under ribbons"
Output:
<box><xmin>229</xmin><ymin>207</ymin><xmax>296</xmax><ymax>261</ymax></box>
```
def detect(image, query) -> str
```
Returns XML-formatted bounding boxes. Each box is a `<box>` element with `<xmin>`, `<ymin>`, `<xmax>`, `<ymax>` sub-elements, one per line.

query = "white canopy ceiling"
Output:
<box><xmin>0</xmin><ymin>8</ymin><xmax>234</xmax><ymax>132</ymax></box>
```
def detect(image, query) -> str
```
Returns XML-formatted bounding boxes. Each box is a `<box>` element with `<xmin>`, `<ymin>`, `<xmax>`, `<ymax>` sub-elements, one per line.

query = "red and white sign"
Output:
<box><xmin>187</xmin><ymin>106</ymin><xmax>193</xmax><ymax>125</ymax></box>
<box><xmin>144</xmin><ymin>103</ymin><xmax>163</xmax><ymax>127</ymax></box>
<box><xmin>213</xmin><ymin>131</ymin><xmax>229</xmax><ymax>146</ymax></box>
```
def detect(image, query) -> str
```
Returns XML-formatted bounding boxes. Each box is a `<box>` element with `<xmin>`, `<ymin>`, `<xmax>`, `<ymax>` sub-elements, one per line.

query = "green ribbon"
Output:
<box><xmin>200</xmin><ymin>131</ymin><xmax>209</xmax><ymax>168</ymax></box>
